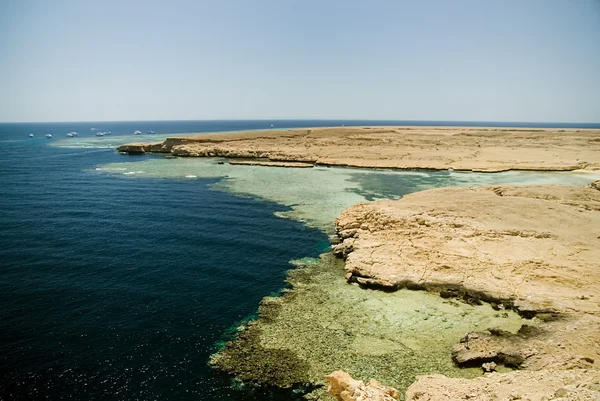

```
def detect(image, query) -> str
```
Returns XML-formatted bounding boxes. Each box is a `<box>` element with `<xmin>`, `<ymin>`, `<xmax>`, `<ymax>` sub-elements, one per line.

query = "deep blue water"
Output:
<box><xmin>0</xmin><ymin>121</ymin><xmax>335</xmax><ymax>401</ymax></box>
<box><xmin>1</xmin><ymin>119</ymin><xmax>598</xmax><ymax>401</ymax></box>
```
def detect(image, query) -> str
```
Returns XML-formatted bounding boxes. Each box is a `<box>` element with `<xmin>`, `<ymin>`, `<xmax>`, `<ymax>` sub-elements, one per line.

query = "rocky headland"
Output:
<box><xmin>333</xmin><ymin>183</ymin><xmax>600</xmax><ymax>316</ymax></box>
<box><xmin>210</xmin><ymin>181</ymin><xmax>600</xmax><ymax>400</ymax></box>
<box><xmin>116</xmin><ymin>126</ymin><xmax>600</xmax><ymax>172</ymax></box>
<box><xmin>330</xmin><ymin>181</ymin><xmax>600</xmax><ymax>399</ymax></box>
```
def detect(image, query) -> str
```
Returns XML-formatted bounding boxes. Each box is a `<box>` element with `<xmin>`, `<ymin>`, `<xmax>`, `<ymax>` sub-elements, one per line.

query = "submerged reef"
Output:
<box><xmin>213</xmin><ymin>182</ymin><xmax>600</xmax><ymax>400</ymax></box>
<box><xmin>211</xmin><ymin>254</ymin><xmax>525</xmax><ymax>399</ymax></box>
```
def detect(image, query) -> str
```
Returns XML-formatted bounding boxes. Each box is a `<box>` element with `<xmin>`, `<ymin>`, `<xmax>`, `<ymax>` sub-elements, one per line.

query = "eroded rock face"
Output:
<box><xmin>326</xmin><ymin>371</ymin><xmax>400</xmax><ymax>401</ymax></box>
<box><xmin>334</xmin><ymin>184</ymin><xmax>600</xmax><ymax>315</ymax></box>
<box><xmin>333</xmin><ymin>183</ymin><xmax>600</xmax><ymax>400</ymax></box>
<box><xmin>406</xmin><ymin>369</ymin><xmax>600</xmax><ymax>401</ymax></box>
<box><xmin>116</xmin><ymin>142</ymin><xmax>165</xmax><ymax>154</ymax></box>
<box><xmin>116</xmin><ymin>143</ymin><xmax>147</xmax><ymax>154</ymax></box>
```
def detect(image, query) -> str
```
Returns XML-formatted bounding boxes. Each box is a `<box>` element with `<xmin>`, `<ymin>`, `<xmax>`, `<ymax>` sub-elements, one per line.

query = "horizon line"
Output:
<box><xmin>1</xmin><ymin>118</ymin><xmax>599</xmax><ymax>125</ymax></box>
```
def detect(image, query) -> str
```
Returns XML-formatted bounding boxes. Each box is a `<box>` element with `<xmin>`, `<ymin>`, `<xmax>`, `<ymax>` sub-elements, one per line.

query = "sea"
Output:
<box><xmin>1</xmin><ymin>120</ymin><xmax>599</xmax><ymax>401</ymax></box>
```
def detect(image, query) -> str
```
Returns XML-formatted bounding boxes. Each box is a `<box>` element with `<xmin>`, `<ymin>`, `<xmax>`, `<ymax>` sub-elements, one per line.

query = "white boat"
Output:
<box><xmin>66</xmin><ymin>131</ymin><xmax>78</xmax><ymax>137</ymax></box>
<box><xmin>45</xmin><ymin>134</ymin><xmax>52</xmax><ymax>138</ymax></box>
<box><xmin>29</xmin><ymin>133</ymin><xmax>34</xmax><ymax>138</ymax></box>
<box><xmin>134</xmin><ymin>130</ymin><xmax>141</xmax><ymax>135</ymax></box>
<box><xmin>146</xmin><ymin>130</ymin><xmax>155</xmax><ymax>134</ymax></box>
<box><xmin>91</xmin><ymin>127</ymin><xmax>97</xmax><ymax>131</ymax></box>
<box><xmin>96</xmin><ymin>132</ymin><xmax>105</xmax><ymax>137</ymax></box>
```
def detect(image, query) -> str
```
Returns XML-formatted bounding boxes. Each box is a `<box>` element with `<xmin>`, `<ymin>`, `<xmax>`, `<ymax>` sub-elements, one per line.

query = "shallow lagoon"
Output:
<box><xmin>97</xmin><ymin>156</ymin><xmax>600</xmax><ymax>232</ymax></box>
<box><xmin>96</xmin><ymin>156</ymin><xmax>600</xmax><ymax>398</ymax></box>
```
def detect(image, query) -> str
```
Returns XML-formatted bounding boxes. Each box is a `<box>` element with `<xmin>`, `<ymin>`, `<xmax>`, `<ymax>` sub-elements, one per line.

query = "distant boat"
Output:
<box><xmin>146</xmin><ymin>130</ymin><xmax>155</xmax><ymax>134</ymax></box>
<box><xmin>91</xmin><ymin>128</ymin><xmax>97</xmax><ymax>131</ymax></box>
<box><xmin>66</xmin><ymin>131</ymin><xmax>78</xmax><ymax>137</ymax></box>
<box><xmin>271</xmin><ymin>124</ymin><xmax>274</xmax><ymax>127</ymax></box>
<box><xmin>96</xmin><ymin>132</ymin><xmax>105</xmax><ymax>137</ymax></box>
<box><xmin>133</xmin><ymin>130</ymin><xmax>142</xmax><ymax>135</ymax></box>
<box><xmin>45</xmin><ymin>134</ymin><xmax>52</xmax><ymax>139</ymax></box>
<box><xmin>29</xmin><ymin>133</ymin><xmax>34</xmax><ymax>138</ymax></box>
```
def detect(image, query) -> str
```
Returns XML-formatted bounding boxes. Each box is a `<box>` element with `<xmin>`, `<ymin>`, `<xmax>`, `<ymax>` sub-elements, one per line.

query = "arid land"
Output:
<box><xmin>117</xmin><ymin>126</ymin><xmax>600</xmax><ymax>172</ymax></box>
<box><xmin>333</xmin><ymin>182</ymin><xmax>600</xmax><ymax>400</ymax></box>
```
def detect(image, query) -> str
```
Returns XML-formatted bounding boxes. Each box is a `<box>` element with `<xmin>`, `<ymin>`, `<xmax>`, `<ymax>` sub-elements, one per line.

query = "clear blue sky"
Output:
<box><xmin>1</xmin><ymin>0</ymin><xmax>599</xmax><ymax>122</ymax></box>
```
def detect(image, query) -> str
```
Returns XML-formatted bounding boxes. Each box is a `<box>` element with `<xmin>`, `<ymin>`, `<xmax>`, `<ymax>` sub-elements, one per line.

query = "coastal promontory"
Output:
<box><xmin>117</xmin><ymin>126</ymin><xmax>600</xmax><ymax>172</ymax></box>
<box><xmin>332</xmin><ymin>181</ymin><xmax>600</xmax><ymax>399</ymax></box>
<box><xmin>114</xmin><ymin>127</ymin><xmax>600</xmax><ymax>399</ymax></box>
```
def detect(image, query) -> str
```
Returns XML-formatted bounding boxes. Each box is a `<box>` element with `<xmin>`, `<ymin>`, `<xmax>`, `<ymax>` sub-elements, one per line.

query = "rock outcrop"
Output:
<box><xmin>333</xmin><ymin>184</ymin><xmax>600</xmax><ymax>315</ymax></box>
<box><xmin>326</xmin><ymin>371</ymin><xmax>400</xmax><ymax>401</ymax></box>
<box><xmin>333</xmin><ymin>183</ymin><xmax>600</xmax><ymax>400</ymax></box>
<box><xmin>116</xmin><ymin>126</ymin><xmax>600</xmax><ymax>172</ymax></box>
<box><xmin>116</xmin><ymin>142</ymin><xmax>164</xmax><ymax>154</ymax></box>
<box><xmin>406</xmin><ymin>369</ymin><xmax>600</xmax><ymax>401</ymax></box>
<box><xmin>450</xmin><ymin>319</ymin><xmax>598</xmax><ymax>371</ymax></box>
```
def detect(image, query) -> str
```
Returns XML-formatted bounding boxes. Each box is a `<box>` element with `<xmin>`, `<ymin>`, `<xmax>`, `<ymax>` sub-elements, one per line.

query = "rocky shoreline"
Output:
<box><xmin>116</xmin><ymin>126</ymin><xmax>600</xmax><ymax>173</ymax></box>
<box><xmin>209</xmin><ymin>254</ymin><xmax>527</xmax><ymax>400</ymax></box>
<box><xmin>328</xmin><ymin>181</ymin><xmax>600</xmax><ymax>400</ymax></box>
<box><xmin>209</xmin><ymin>181</ymin><xmax>600</xmax><ymax>400</ymax></box>
<box><xmin>332</xmin><ymin>183</ymin><xmax>600</xmax><ymax>316</ymax></box>
<box><xmin>114</xmin><ymin>127</ymin><xmax>600</xmax><ymax>399</ymax></box>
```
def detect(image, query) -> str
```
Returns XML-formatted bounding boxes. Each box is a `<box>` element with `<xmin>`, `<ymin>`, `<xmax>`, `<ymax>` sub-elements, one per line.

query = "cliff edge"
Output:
<box><xmin>332</xmin><ymin>181</ymin><xmax>600</xmax><ymax>399</ymax></box>
<box><xmin>333</xmin><ymin>182</ymin><xmax>600</xmax><ymax>316</ymax></box>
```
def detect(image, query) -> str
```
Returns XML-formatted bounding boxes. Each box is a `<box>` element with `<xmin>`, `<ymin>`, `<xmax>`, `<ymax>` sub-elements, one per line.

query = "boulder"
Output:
<box><xmin>326</xmin><ymin>371</ymin><xmax>399</xmax><ymax>401</ymax></box>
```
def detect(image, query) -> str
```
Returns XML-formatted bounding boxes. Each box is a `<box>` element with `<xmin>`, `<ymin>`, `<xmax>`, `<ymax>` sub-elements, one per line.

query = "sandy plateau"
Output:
<box><xmin>117</xmin><ymin>126</ymin><xmax>600</xmax><ymax>172</ymax></box>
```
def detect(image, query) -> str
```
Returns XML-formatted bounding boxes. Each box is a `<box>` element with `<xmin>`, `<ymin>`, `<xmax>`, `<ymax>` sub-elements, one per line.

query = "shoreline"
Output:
<box><xmin>113</xmin><ymin>127</ymin><xmax>600</xmax><ymax>399</ymax></box>
<box><xmin>211</xmin><ymin>181</ymin><xmax>600</xmax><ymax>400</ymax></box>
<box><xmin>116</xmin><ymin>125</ymin><xmax>600</xmax><ymax>173</ymax></box>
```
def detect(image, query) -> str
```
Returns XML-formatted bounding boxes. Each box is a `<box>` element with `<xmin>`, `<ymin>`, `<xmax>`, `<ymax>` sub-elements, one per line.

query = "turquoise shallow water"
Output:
<box><xmin>1</xmin><ymin>120</ymin><xmax>598</xmax><ymax>401</ymax></box>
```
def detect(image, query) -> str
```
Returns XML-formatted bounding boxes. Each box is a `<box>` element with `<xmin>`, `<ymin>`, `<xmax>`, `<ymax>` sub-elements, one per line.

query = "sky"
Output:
<box><xmin>0</xmin><ymin>0</ymin><xmax>599</xmax><ymax>123</ymax></box>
